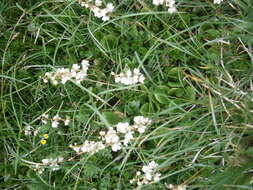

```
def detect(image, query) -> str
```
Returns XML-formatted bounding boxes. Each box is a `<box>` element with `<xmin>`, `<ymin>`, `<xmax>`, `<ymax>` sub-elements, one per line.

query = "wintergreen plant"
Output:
<box><xmin>1</xmin><ymin>0</ymin><xmax>253</xmax><ymax>189</ymax></box>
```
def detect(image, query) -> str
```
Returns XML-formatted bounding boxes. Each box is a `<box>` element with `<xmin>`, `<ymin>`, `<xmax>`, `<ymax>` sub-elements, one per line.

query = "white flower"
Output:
<box><xmin>64</xmin><ymin>118</ymin><xmax>70</xmax><ymax>126</ymax></box>
<box><xmin>153</xmin><ymin>0</ymin><xmax>164</xmax><ymax>6</ymax></box>
<box><xmin>123</xmin><ymin>132</ymin><xmax>134</xmax><ymax>146</ymax></box>
<box><xmin>149</xmin><ymin>161</ymin><xmax>158</xmax><ymax>169</ymax></box>
<box><xmin>130</xmin><ymin>161</ymin><xmax>161</xmax><ymax>186</ymax></box>
<box><xmin>142</xmin><ymin>161</ymin><xmax>160</xmax><ymax>182</ymax></box>
<box><xmin>71</xmin><ymin>64</ymin><xmax>80</xmax><ymax>72</ymax></box>
<box><xmin>133</xmin><ymin>116</ymin><xmax>151</xmax><ymax>133</ymax></box>
<box><xmin>43</xmin><ymin>61</ymin><xmax>89</xmax><ymax>85</ymax></box>
<box><xmin>70</xmin><ymin>141</ymin><xmax>105</xmax><ymax>154</ymax></box>
<box><xmin>116</xmin><ymin>122</ymin><xmax>131</xmax><ymax>134</ymax></box>
<box><xmin>50</xmin><ymin>163</ymin><xmax>60</xmax><ymax>171</ymax></box>
<box><xmin>104</xmin><ymin>128</ymin><xmax>120</xmax><ymax>144</ymax></box>
<box><xmin>168</xmin><ymin>6</ymin><xmax>177</xmax><ymax>13</ymax></box>
<box><xmin>115</xmin><ymin>76</ymin><xmax>121</xmax><ymax>83</ymax></box>
<box><xmin>38</xmin><ymin>168</ymin><xmax>44</xmax><ymax>174</ymax></box>
<box><xmin>35</xmin><ymin>164</ymin><xmax>45</xmax><ymax>174</ymax></box>
<box><xmin>111</xmin><ymin>142</ymin><xmax>121</xmax><ymax>152</ymax></box>
<box><xmin>213</xmin><ymin>0</ymin><xmax>223</xmax><ymax>4</ymax></box>
<box><xmin>145</xmin><ymin>172</ymin><xmax>152</xmax><ymax>180</ymax></box>
<box><xmin>142</xmin><ymin>165</ymin><xmax>153</xmax><ymax>174</ymax></box>
<box><xmin>52</xmin><ymin>79</ymin><xmax>58</xmax><ymax>85</ymax></box>
<box><xmin>69</xmin><ymin>143</ymin><xmax>82</xmax><ymax>153</ymax></box>
<box><xmin>99</xmin><ymin>131</ymin><xmax>106</xmax><ymax>136</ymax></box>
<box><xmin>71</xmin><ymin>116</ymin><xmax>152</xmax><ymax>155</ymax></box>
<box><xmin>137</xmin><ymin>181</ymin><xmax>143</xmax><ymax>186</ymax></box>
<box><xmin>133</xmin><ymin>68</ymin><xmax>139</xmax><ymax>74</ymax></box>
<box><xmin>152</xmin><ymin>0</ymin><xmax>177</xmax><ymax>13</ymax></box>
<box><xmin>95</xmin><ymin>0</ymin><xmax>102</xmax><ymax>6</ymax></box>
<box><xmin>52</xmin><ymin>115</ymin><xmax>61</xmax><ymax>128</ymax></box>
<box><xmin>153</xmin><ymin>173</ymin><xmax>161</xmax><ymax>182</ymax></box>
<box><xmin>106</xmin><ymin>3</ymin><xmax>114</xmax><ymax>12</ymax></box>
<box><xmin>81</xmin><ymin>59</ymin><xmax>89</xmax><ymax>68</ymax></box>
<box><xmin>137</xmin><ymin>125</ymin><xmax>146</xmax><ymax>133</ymax></box>
<box><xmin>165</xmin><ymin>0</ymin><xmax>175</xmax><ymax>6</ymax></box>
<box><xmin>41</xmin><ymin>158</ymin><xmax>51</xmax><ymax>164</ymax></box>
<box><xmin>102</xmin><ymin>16</ymin><xmax>110</xmax><ymax>21</ymax></box>
<box><xmin>41</xmin><ymin>113</ymin><xmax>49</xmax><ymax>124</ymax></box>
<box><xmin>134</xmin><ymin>116</ymin><xmax>151</xmax><ymax>125</ymax></box>
<box><xmin>84</xmin><ymin>141</ymin><xmax>105</xmax><ymax>154</ymax></box>
<box><xmin>177</xmin><ymin>185</ymin><xmax>187</xmax><ymax>190</ymax></box>
<box><xmin>41</xmin><ymin>156</ymin><xmax>63</xmax><ymax>171</ymax></box>
<box><xmin>24</xmin><ymin>125</ymin><xmax>32</xmax><ymax>136</ymax></box>
<box><xmin>142</xmin><ymin>161</ymin><xmax>159</xmax><ymax>180</ymax></box>
<box><xmin>33</xmin><ymin>128</ymin><xmax>40</xmax><ymax>136</ymax></box>
<box><xmin>139</xmin><ymin>75</ymin><xmax>145</xmax><ymax>83</ymax></box>
<box><xmin>112</xmin><ymin>68</ymin><xmax>145</xmax><ymax>85</ymax></box>
<box><xmin>136</xmin><ymin>171</ymin><xmax>141</xmax><ymax>176</ymax></box>
<box><xmin>168</xmin><ymin>184</ymin><xmax>187</xmax><ymax>190</ymax></box>
<box><xmin>77</xmin><ymin>0</ymin><xmax>114</xmax><ymax>21</ymax></box>
<box><xmin>52</xmin><ymin>121</ymin><xmax>59</xmax><ymax>128</ymax></box>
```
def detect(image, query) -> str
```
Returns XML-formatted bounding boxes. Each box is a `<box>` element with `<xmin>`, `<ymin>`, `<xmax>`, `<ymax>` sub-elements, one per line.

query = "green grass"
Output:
<box><xmin>1</xmin><ymin>0</ymin><xmax>253</xmax><ymax>189</ymax></box>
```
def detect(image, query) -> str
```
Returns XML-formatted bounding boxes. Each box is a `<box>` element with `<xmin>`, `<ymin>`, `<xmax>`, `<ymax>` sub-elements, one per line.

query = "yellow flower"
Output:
<box><xmin>40</xmin><ymin>139</ymin><xmax>47</xmax><ymax>145</ymax></box>
<box><xmin>43</xmin><ymin>134</ymin><xmax>49</xmax><ymax>139</ymax></box>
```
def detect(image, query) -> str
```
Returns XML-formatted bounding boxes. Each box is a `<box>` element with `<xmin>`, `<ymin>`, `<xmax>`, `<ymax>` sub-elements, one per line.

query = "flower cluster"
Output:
<box><xmin>130</xmin><ymin>161</ymin><xmax>161</xmax><ymax>186</ymax></box>
<box><xmin>167</xmin><ymin>184</ymin><xmax>187</xmax><ymax>190</ymax></box>
<box><xmin>41</xmin><ymin>113</ymin><xmax>49</xmax><ymax>124</ymax></box>
<box><xmin>34</xmin><ymin>156</ymin><xmax>64</xmax><ymax>174</ymax></box>
<box><xmin>70</xmin><ymin>116</ymin><xmax>151</xmax><ymax>153</ymax></box>
<box><xmin>100</xmin><ymin>116</ymin><xmax>151</xmax><ymax>151</ymax></box>
<box><xmin>41</xmin><ymin>156</ymin><xmax>64</xmax><ymax>171</ymax></box>
<box><xmin>43</xmin><ymin>60</ymin><xmax>90</xmax><ymax>85</ymax></box>
<box><xmin>152</xmin><ymin>0</ymin><xmax>177</xmax><ymax>13</ymax></box>
<box><xmin>52</xmin><ymin>115</ymin><xmax>70</xmax><ymax>128</ymax></box>
<box><xmin>132</xmin><ymin>116</ymin><xmax>152</xmax><ymax>134</ymax></box>
<box><xmin>40</xmin><ymin>113</ymin><xmax>70</xmax><ymax>128</ymax></box>
<box><xmin>70</xmin><ymin>141</ymin><xmax>105</xmax><ymax>155</ymax></box>
<box><xmin>24</xmin><ymin>114</ymin><xmax>70</xmax><ymax>138</ymax></box>
<box><xmin>24</xmin><ymin>124</ymin><xmax>40</xmax><ymax>137</ymax></box>
<box><xmin>116</xmin><ymin>122</ymin><xmax>134</xmax><ymax>146</ymax></box>
<box><xmin>25</xmin><ymin>114</ymin><xmax>49</xmax><ymax>136</ymax></box>
<box><xmin>112</xmin><ymin>68</ymin><xmax>145</xmax><ymax>85</ymax></box>
<box><xmin>100</xmin><ymin>127</ymin><xmax>122</xmax><ymax>151</ymax></box>
<box><xmin>24</xmin><ymin>125</ymin><xmax>33</xmax><ymax>136</ymax></box>
<box><xmin>213</xmin><ymin>0</ymin><xmax>223</xmax><ymax>4</ymax></box>
<box><xmin>77</xmin><ymin>0</ymin><xmax>114</xmax><ymax>21</ymax></box>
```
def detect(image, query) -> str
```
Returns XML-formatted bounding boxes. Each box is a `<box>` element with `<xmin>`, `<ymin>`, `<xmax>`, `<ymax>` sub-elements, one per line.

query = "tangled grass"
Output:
<box><xmin>1</xmin><ymin>0</ymin><xmax>253</xmax><ymax>189</ymax></box>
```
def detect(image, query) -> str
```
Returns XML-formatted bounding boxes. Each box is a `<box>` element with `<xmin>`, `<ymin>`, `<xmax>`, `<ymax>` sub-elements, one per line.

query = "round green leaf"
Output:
<box><xmin>103</xmin><ymin>112</ymin><xmax>123</xmax><ymax>125</ymax></box>
<box><xmin>154</xmin><ymin>93</ymin><xmax>170</xmax><ymax>104</ymax></box>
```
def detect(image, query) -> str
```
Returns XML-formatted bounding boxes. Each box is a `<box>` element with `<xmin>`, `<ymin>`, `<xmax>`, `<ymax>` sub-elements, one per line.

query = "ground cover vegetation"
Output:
<box><xmin>1</xmin><ymin>0</ymin><xmax>253</xmax><ymax>189</ymax></box>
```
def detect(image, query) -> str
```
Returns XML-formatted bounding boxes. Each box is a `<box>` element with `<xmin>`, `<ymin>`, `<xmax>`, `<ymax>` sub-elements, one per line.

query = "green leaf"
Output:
<box><xmin>167</xmin><ymin>68</ymin><xmax>182</xmax><ymax>80</ymax></box>
<box><xmin>140</xmin><ymin>103</ymin><xmax>154</xmax><ymax>116</ymax></box>
<box><xmin>168</xmin><ymin>81</ymin><xmax>183</xmax><ymax>87</ymax></box>
<box><xmin>99</xmin><ymin>174</ymin><xmax>111</xmax><ymax>189</ymax></box>
<box><xmin>126</xmin><ymin>100</ymin><xmax>140</xmax><ymax>115</ymax></box>
<box><xmin>103</xmin><ymin>112</ymin><xmax>122</xmax><ymax>125</ymax></box>
<box><xmin>154</xmin><ymin>93</ymin><xmax>170</xmax><ymax>104</ymax></box>
<box><xmin>83</xmin><ymin>164</ymin><xmax>100</xmax><ymax>178</ymax></box>
<box><xmin>155</xmin><ymin>85</ymin><xmax>170</xmax><ymax>94</ymax></box>
<box><xmin>184</xmin><ymin>86</ymin><xmax>196</xmax><ymax>100</ymax></box>
<box><xmin>168</xmin><ymin>88</ymin><xmax>184</xmax><ymax>97</ymax></box>
<box><xmin>205</xmin><ymin>29</ymin><xmax>220</xmax><ymax>39</ymax></box>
